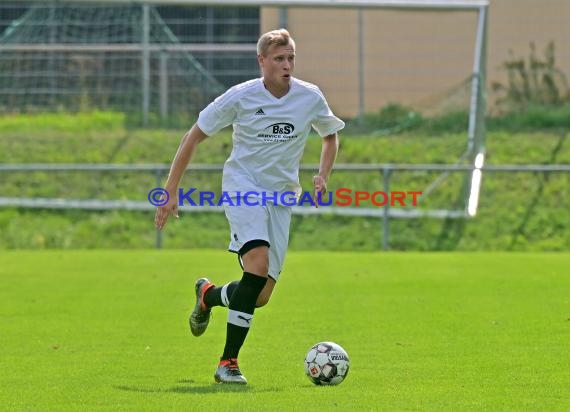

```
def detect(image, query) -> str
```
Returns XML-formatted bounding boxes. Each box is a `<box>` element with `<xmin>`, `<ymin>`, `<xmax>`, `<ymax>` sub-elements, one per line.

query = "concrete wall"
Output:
<box><xmin>261</xmin><ymin>0</ymin><xmax>570</xmax><ymax>118</ymax></box>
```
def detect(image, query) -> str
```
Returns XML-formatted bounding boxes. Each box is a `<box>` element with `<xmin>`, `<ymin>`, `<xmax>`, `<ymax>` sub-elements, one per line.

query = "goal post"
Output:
<box><xmin>59</xmin><ymin>0</ymin><xmax>487</xmax><ymax>8</ymax></box>
<box><xmin>466</xmin><ymin>4</ymin><xmax>488</xmax><ymax>217</ymax></box>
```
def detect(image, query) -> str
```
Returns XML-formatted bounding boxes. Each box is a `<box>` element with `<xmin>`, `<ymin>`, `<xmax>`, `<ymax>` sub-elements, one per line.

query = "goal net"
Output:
<box><xmin>0</xmin><ymin>3</ymin><xmax>227</xmax><ymax>115</ymax></box>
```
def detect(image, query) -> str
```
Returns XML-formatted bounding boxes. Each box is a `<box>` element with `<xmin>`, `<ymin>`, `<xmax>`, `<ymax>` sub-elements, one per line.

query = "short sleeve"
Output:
<box><xmin>197</xmin><ymin>89</ymin><xmax>237</xmax><ymax>136</ymax></box>
<box><xmin>311</xmin><ymin>94</ymin><xmax>345</xmax><ymax>137</ymax></box>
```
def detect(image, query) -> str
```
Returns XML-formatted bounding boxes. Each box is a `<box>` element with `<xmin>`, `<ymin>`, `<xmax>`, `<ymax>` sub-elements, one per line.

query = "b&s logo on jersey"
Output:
<box><xmin>257</xmin><ymin>122</ymin><xmax>299</xmax><ymax>143</ymax></box>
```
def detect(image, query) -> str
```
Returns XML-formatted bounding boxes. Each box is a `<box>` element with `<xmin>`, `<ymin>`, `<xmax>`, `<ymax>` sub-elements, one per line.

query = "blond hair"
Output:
<box><xmin>256</xmin><ymin>28</ymin><xmax>295</xmax><ymax>56</ymax></box>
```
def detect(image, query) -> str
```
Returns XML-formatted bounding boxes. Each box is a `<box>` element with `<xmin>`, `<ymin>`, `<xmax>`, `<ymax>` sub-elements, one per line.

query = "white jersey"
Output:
<box><xmin>197</xmin><ymin>77</ymin><xmax>345</xmax><ymax>199</ymax></box>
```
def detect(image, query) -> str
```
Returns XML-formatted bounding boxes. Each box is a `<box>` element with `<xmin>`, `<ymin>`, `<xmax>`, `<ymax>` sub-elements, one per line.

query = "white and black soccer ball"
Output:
<box><xmin>304</xmin><ymin>341</ymin><xmax>350</xmax><ymax>385</ymax></box>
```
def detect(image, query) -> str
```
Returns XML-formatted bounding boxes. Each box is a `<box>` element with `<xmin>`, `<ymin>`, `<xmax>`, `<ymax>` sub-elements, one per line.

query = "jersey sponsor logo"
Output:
<box><xmin>267</xmin><ymin>122</ymin><xmax>294</xmax><ymax>134</ymax></box>
<box><xmin>255</xmin><ymin>108</ymin><xmax>266</xmax><ymax>115</ymax></box>
<box><xmin>257</xmin><ymin>122</ymin><xmax>298</xmax><ymax>143</ymax></box>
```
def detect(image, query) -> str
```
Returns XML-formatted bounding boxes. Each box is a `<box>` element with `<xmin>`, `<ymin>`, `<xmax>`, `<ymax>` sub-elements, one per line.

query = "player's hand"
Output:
<box><xmin>312</xmin><ymin>175</ymin><xmax>327</xmax><ymax>208</ymax></box>
<box><xmin>154</xmin><ymin>190</ymin><xmax>179</xmax><ymax>230</ymax></box>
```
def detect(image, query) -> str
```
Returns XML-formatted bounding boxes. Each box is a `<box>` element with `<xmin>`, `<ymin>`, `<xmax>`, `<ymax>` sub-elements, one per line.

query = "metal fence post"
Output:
<box><xmin>159</xmin><ymin>51</ymin><xmax>169</xmax><ymax>121</ymax></box>
<box><xmin>155</xmin><ymin>168</ymin><xmax>163</xmax><ymax>249</ymax></box>
<box><xmin>382</xmin><ymin>167</ymin><xmax>391</xmax><ymax>250</ymax></box>
<box><xmin>279</xmin><ymin>7</ymin><xmax>288</xmax><ymax>28</ymax></box>
<box><xmin>141</xmin><ymin>4</ymin><xmax>150</xmax><ymax>127</ymax></box>
<box><xmin>358</xmin><ymin>9</ymin><xmax>365</xmax><ymax>120</ymax></box>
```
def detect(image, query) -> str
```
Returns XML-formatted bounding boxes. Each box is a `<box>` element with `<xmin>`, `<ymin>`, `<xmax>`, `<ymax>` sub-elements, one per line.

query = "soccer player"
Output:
<box><xmin>154</xmin><ymin>29</ymin><xmax>344</xmax><ymax>384</ymax></box>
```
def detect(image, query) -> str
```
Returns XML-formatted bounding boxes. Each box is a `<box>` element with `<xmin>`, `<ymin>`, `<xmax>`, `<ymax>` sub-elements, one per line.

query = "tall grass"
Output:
<box><xmin>0</xmin><ymin>112</ymin><xmax>569</xmax><ymax>251</ymax></box>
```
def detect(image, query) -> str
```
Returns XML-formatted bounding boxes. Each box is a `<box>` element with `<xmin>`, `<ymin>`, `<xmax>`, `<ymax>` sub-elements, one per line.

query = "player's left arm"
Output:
<box><xmin>313</xmin><ymin>133</ymin><xmax>339</xmax><ymax>206</ymax></box>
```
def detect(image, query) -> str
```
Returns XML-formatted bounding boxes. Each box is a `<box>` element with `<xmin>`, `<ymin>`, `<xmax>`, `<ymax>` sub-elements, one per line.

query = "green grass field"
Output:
<box><xmin>1</xmin><ymin>251</ymin><xmax>569</xmax><ymax>411</ymax></box>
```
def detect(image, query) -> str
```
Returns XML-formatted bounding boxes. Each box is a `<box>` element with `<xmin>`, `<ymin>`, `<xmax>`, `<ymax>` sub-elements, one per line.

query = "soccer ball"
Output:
<box><xmin>304</xmin><ymin>341</ymin><xmax>350</xmax><ymax>385</ymax></box>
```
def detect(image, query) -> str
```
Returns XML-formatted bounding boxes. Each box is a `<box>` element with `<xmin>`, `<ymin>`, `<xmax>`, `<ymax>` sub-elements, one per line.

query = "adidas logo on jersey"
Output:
<box><xmin>255</xmin><ymin>108</ymin><xmax>265</xmax><ymax>115</ymax></box>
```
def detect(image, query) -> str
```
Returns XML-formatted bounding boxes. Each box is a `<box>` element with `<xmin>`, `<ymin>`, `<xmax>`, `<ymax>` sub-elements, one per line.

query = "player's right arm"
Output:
<box><xmin>154</xmin><ymin>124</ymin><xmax>208</xmax><ymax>230</ymax></box>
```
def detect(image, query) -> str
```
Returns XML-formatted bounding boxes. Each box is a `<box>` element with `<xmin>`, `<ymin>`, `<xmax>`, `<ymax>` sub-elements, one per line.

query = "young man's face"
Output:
<box><xmin>258</xmin><ymin>43</ymin><xmax>296</xmax><ymax>90</ymax></box>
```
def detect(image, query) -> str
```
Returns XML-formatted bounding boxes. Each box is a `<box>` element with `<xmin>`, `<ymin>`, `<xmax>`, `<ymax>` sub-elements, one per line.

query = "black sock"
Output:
<box><xmin>221</xmin><ymin>272</ymin><xmax>267</xmax><ymax>360</ymax></box>
<box><xmin>204</xmin><ymin>281</ymin><xmax>239</xmax><ymax>308</ymax></box>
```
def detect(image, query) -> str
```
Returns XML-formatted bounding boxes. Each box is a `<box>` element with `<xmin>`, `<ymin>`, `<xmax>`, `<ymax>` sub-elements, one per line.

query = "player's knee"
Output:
<box><xmin>247</xmin><ymin>258</ymin><xmax>268</xmax><ymax>275</ymax></box>
<box><xmin>241</xmin><ymin>242</ymin><xmax>269</xmax><ymax>275</ymax></box>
